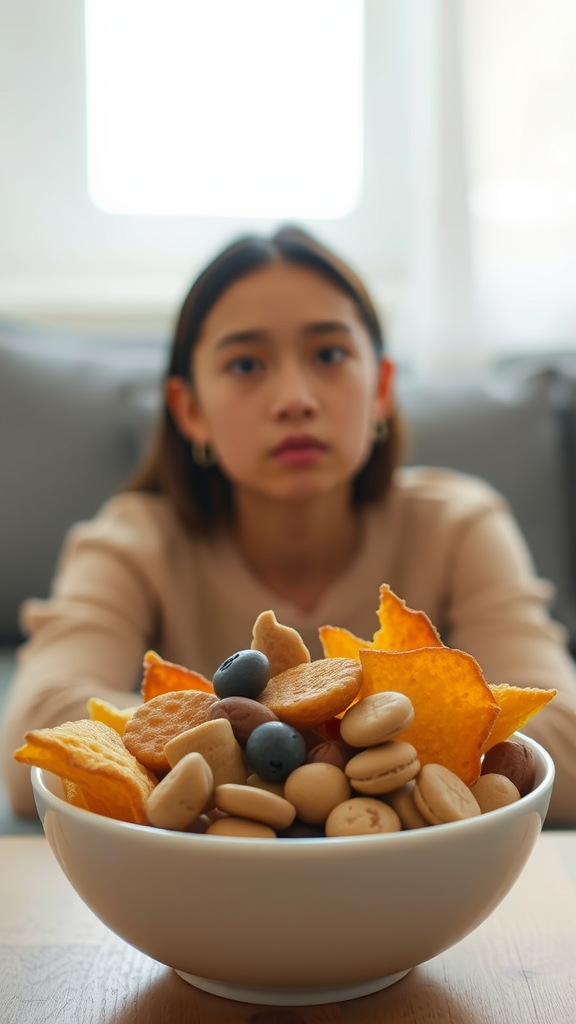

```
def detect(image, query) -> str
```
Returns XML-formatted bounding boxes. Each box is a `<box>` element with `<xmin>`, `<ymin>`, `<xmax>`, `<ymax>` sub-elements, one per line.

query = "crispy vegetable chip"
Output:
<box><xmin>372</xmin><ymin>585</ymin><xmax>443</xmax><ymax>652</ymax></box>
<box><xmin>61</xmin><ymin>777</ymin><xmax>113</xmax><ymax>816</ymax></box>
<box><xmin>319</xmin><ymin>584</ymin><xmax>442</xmax><ymax>662</ymax></box>
<box><xmin>359</xmin><ymin>647</ymin><xmax>500</xmax><ymax>785</ymax></box>
<box><xmin>13</xmin><ymin>719</ymin><xmax>157</xmax><ymax>824</ymax></box>
<box><xmin>482</xmin><ymin>683</ymin><xmax>557</xmax><ymax>753</ymax></box>
<box><xmin>142</xmin><ymin>650</ymin><xmax>214</xmax><ymax>702</ymax></box>
<box><xmin>87</xmin><ymin>697</ymin><xmax>139</xmax><ymax>737</ymax></box>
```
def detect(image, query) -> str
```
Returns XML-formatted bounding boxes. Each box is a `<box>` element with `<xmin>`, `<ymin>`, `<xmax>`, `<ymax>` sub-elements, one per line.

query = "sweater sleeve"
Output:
<box><xmin>0</xmin><ymin>496</ymin><xmax>164</xmax><ymax>817</ymax></box>
<box><xmin>443</xmin><ymin>498</ymin><xmax>576</xmax><ymax>824</ymax></box>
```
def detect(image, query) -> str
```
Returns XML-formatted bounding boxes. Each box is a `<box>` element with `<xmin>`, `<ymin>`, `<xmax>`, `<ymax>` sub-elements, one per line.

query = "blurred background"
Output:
<box><xmin>2</xmin><ymin>0</ymin><xmax>575</xmax><ymax>370</ymax></box>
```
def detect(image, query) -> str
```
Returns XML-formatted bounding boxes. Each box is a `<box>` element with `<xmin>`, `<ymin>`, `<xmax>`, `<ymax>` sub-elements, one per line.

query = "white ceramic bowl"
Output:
<box><xmin>32</xmin><ymin>733</ymin><xmax>554</xmax><ymax>1006</ymax></box>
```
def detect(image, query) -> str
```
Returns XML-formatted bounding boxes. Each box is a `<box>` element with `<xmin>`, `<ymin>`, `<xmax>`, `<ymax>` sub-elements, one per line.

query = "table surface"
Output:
<box><xmin>1</xmin><ymin>832</ymin><xmax>576</xmax><ymax>1024</ymax></box>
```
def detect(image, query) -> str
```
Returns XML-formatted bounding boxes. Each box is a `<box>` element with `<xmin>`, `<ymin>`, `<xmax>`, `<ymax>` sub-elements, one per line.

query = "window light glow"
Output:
<box><xmin>85</xmin><ymin>0</ymin><xmax>364</xmax><ymax>218</ymax></box>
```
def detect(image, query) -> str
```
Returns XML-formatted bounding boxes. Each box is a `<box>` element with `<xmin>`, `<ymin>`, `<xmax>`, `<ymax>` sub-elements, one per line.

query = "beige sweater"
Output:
<box><xmin>3</xmin><ymin>467</ymin><xmax>576</xmax><ymax>822</ymax></box>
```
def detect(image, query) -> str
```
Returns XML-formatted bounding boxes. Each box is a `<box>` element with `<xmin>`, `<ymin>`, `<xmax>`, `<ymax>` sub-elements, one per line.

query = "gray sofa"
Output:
<box><xmin>2</xmin><ymin>319</ymin><xmax>576</xmax><ymax>833</ymax></box>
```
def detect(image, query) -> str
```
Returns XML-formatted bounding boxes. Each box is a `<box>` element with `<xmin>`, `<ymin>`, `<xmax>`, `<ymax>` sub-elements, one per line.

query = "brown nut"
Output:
<box><xmin>481</xmin><ymin>740</ymin><xmax>536</xmax><ymax>797</ymax></box>
<box><xmin>306</xmin><ymin>740</ymin><xmax>351</xmax><ymax>771</ymax></box>
<box><xmin>207</xmin><ymin>696</ymin><xmax>278</xmax><ymax>744</ymax></box>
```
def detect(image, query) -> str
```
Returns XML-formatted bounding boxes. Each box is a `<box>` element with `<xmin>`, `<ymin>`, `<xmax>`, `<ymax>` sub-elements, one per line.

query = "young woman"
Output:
<box><xmin>2</xmin><ymin>227</ymin><xmax>576</xmax><ymax>821</ymax></box>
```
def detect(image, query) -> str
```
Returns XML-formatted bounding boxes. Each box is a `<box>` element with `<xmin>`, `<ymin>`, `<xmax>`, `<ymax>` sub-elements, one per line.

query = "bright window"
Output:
<box><xmin>85</xmin><ymin>0</ymin><xmax>364</xmax><ymax>219</ymax></box>
<box><xmin>461</xmin><ymin>0</ymin><xmax>576</xmax><ymax>346</ymax></box>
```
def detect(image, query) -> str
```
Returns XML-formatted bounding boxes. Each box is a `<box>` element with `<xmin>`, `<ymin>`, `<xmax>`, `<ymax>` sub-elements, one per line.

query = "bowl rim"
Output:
<box><xmin>31</xmin><ymin>731</ymin><xmax>555</xmax><ymax>851</ymax></box>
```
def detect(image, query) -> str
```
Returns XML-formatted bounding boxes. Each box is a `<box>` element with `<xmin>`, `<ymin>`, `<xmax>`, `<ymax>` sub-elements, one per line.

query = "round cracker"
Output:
<box><xmin>258</xmin><ymin>659</ymin><xmax>362</xmax><ymax>729</ymax></box>
<box><xmin>123</xmin><ymin>690</ymin><xmax>218</xmax><ymax>772</ymax></box>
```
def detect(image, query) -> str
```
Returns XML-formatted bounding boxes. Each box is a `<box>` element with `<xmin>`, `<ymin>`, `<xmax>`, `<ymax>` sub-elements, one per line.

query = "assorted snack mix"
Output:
<box><xmin>14</xmin><ymin>585</ymin><xmax>555</xmax><ymax>837</ymax></box>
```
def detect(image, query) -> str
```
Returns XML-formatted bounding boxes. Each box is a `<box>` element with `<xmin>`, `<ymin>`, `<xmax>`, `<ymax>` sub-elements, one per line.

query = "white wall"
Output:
<box><xmin>0</xmin><ymin>0</ymin><xmax>411</xmax><ymax>336</ymax></box>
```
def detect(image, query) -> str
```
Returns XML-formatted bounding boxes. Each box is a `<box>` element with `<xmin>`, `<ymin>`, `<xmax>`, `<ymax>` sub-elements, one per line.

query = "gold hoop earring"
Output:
<box><xmin>373</xmin><ymin>419</ymin><xmax>389</xmax><ymax>444</ymax></box>
<box><xmin>191</xmin><ymin>442</ymin><xmax>216</xmax><ymax>468</ymax></box>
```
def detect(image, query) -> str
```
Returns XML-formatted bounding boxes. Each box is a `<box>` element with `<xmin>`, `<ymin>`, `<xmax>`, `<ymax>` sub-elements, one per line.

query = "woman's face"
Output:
<box><xmin>168</xmin><ymin>261</ymin><xmax>392</xmax><ymax>504</ymax></box>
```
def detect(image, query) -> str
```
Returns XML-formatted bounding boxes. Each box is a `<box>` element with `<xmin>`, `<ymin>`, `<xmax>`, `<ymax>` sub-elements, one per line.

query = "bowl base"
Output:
<box><xmin>175</xmin><ymin>968</ymin><xmax>411</xmax><ymax>1005</ymax></box>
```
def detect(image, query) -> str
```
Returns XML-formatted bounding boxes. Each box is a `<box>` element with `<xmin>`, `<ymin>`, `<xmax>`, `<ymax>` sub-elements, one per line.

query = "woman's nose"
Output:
<box><xmin>269</xmin><ymin>364</ymin><xmax>319</xmax><ymax>421</ymax></box>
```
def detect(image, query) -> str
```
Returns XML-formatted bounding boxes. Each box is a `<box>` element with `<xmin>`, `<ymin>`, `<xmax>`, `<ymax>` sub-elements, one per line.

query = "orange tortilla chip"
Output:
<box><xmin>61</xmin><ymin>778</ymin><xmax>90</xmax><ymax>809</ymax></box>
<box><xmin>13</xmin><ymin>719</ymin><xmax>157</xmax><ymax>824</ymax></box>
<box><xmin>61</xmin><ymin>777</ymin><xmax>113</xmax><ymax>816</ymax></box>
<box><xmin>142</xmin><ymin>650</ymin><xmax>214</xmax><ymax>702</ymax></box>
<box><xmin>87</xmin><ymin>697</ymin><xmax>139</xmax><ymax>737</ymax></box>
<box><xmin>481</xmin><ymin>684</ymin><xmax>556</xmax><ymax>753</ymax></box>
<box><xmin>372</xmin><ymin>585</ymin><xmax>443</xmax><ymax>652</ymax></box>
<box><xmin>318</xmin><ymin>625</ymin><xmax>370</xmax><ymax>663</ymax></box>
<box><xmin>359</xmin><ymin>647</ymin><xmax>500</xmax><ymax>785</ymax></box>
<box><xmin>319</xmin><ymin>585</ymin><xmax>442</xmax><ymax>662</ymax></box>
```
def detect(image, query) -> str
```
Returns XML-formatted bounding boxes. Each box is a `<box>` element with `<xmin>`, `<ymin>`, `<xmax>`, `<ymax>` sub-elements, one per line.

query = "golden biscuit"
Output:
<box><xmin>123</xmin><ymin>689</ymin><xmax>218</xmax><ymax>773</ymax></box>
<box><xmin>258</xmin><ymin>658</ymin><xmax>362</xmax><ymax>729</ymax></box>
<box><xmin>325</xmin><ymin>797</ymin><xmax>401</xmax><ymax>837</ymax></box>
<box><xmin>413</xmin><ymin>763</ymin><xmax>481</xmax><ymax>825</ymax></box>
<box><xmin>251</xmin><ymin>610</ymin><xmax>311</xmax><ymax>678</ymax></box>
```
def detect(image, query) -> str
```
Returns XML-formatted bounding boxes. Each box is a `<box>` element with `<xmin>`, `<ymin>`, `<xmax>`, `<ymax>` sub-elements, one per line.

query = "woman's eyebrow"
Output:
<box><xmin>303</xmin><ymin>320</ymin><xmax>353</xmax><ymax>335</ymax></box>
<box><xmin>216</xmin><ymin>328</ymin><xmax>269</xmax><ymax>349</ymax></box>
<box><xmin>215</xmin><ymin>320</ymin><xmax>353</xmax><ymax>349</ymax></box>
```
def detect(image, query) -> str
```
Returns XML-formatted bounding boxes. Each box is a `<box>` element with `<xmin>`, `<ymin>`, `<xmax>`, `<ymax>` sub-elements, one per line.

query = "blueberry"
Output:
<box><xmin>212</xmin><ymin>649</ymin><xmax>270</xmax><ymax>700</ymax></box>
<box><xmin>246</xmin><ymin>721</ymin><xmax>306</xmax><ymax>783</ymax></box>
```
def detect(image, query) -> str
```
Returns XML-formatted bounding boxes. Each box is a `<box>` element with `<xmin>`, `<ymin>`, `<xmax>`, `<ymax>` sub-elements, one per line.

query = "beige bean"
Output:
<box><xmin>215</xmin><ymin>783</ymin><xmax>296</xmax><ymax>830</ymax></box>
<box><xmin>387</xmin><ymin>781</ymin><xmax>430</xmax><ymax>830</ymax></box>
<box><xmin>246</xmin><ymin>773</ymin><xmax>285</xmax><ymax>798</ymax></box>
<box><xmin>206</xmin><ymin>816</ymin><xmax>276</xmax><ymax>838</ymax></box>
<box><xmin>284</xmin><ymin>763</ymin><xmax>351</xmax><ymax>824</ymax></box>
<box><xmin>470</xmin><ymin>773</ymin><xmax>520</xmax><ymax>813</ymax></box>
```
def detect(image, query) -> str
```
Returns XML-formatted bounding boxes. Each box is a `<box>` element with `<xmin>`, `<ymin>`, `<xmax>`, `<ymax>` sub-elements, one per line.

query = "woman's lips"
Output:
<box><xmin>272</xmin><ymin>435</ymin><xmax>327</xmax><ymax>466</ymax></box>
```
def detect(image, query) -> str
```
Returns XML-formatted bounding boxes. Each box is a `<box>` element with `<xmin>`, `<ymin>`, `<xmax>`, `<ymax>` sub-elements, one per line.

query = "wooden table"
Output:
<box><xmin>1</xmin><ymin>833</ymin><xmax>576</xmax><ymax>1024</ymax></box>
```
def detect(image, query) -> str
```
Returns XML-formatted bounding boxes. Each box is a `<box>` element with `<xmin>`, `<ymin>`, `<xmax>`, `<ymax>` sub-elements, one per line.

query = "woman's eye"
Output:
<box><xmin>228</xmin><ymin>355</ymin><xmax>263</xmax><ymax>376</ymax></box>
<box><xmin>315</xmin><ymin>345</ymin><xmax>348</xmax><ymax>365</ymax></box>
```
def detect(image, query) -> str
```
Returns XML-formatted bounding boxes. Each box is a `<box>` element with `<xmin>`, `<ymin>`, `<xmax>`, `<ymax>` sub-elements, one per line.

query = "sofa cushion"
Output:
<box><xmin>0</xmin><ymin>320</ymin><xmax>166</xmax><ymax>642</ymax></box>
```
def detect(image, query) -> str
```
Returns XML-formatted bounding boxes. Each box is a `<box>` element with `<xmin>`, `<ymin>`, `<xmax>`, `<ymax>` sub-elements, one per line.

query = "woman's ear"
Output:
<box><xmin>374</xmin><ymin>358</ymin><xmax>395</xmax><ymax>421</ymax></box>
<box><xmin>165</xmin><ymin>377</ymin><xmax>210</xmax><ymax>446</ymax></box>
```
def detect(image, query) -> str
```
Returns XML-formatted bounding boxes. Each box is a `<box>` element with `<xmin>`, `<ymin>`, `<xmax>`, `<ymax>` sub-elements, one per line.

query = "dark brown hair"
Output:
<box><xmin>125</xmin><ymin>225</ymin><xmax>404</xmax><ymax>530</ymax></box>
